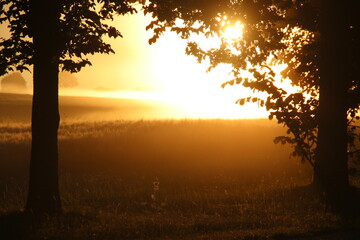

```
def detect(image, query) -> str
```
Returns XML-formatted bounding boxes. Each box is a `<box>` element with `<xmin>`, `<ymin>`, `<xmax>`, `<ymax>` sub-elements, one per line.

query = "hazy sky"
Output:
<box><xmin>71</xmin><ymin>13</ymin><xmax>271</xmax><ymax>118</ymax></box>
<box><xmin>75</xmin><ymin>13</ymin><xmax>228</xmax><ymax>92</ymax></box>
<box><xmin>0</xmin><ymin>13</ymin><xmax>228</xmax><ymax>91</ymax></box>
<box><xmin>76</xmin><ymin>13</ymin><xmax>154</xmax><ymax>91</ymax></box>
<box><xmin>1</xmin><ymin>12</ymin><xmax>276</xmax><ymax>118</ymax></box>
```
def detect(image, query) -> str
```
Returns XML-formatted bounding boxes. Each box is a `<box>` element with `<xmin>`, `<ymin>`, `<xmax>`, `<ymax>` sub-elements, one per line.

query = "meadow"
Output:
<box><xmin>0</xmin><ymin>93</ymin><xmax>360</xmax><ymax>240</ymax></box>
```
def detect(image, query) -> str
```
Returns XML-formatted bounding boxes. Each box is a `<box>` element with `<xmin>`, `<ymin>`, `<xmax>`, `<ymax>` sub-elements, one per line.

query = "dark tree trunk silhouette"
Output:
<box><xmin>314</xmin><ymin>0</ymin><xmax>349</xmax><ymax>208</ymax></box>
<box><xmin>25</xmin><ymin>0</ymin><xmax>62</xmax><ymax>215</ymax></box>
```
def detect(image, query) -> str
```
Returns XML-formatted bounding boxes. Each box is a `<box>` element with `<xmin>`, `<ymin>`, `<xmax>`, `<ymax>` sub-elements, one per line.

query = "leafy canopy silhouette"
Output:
<box><xmin>0</xmin><ymin>0</ymin><xmax>137</xmax><ymax>75</ymax></box>
<box><xmin>142</xmin><ymin>0</ymin><xmax>360</xmax><ymax>170</ymax></box>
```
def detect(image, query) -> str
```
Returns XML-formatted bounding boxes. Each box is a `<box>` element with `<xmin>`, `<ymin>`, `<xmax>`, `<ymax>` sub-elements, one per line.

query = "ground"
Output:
<box><xmin>0</xmin><ymin>93</ymin><xmax>359</xmax><ymax>240</ymax></box>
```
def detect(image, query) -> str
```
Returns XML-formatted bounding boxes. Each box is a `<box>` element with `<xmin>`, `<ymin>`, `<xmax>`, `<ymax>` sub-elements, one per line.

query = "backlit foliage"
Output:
<box><xmin>0</xmin><ymin>0</ymin><xmax>137</xmax><ymax>75</ymax></box>
<box><xmin>143</xmin><ymin>0</ymin><xmax>360</xmax><ymax>167</ymax></box>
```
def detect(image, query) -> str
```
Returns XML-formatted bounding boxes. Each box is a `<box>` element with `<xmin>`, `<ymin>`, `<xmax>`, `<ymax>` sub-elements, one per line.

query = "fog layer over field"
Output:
<box><xmin>0</xmin><ymin>91</ymin><xmax>268</xmax><ymax>123</ymax></box>
<box><xmin>0</xmin><ymin>92</ymin><xmax>312</xmax><ymax>179</ymax></box>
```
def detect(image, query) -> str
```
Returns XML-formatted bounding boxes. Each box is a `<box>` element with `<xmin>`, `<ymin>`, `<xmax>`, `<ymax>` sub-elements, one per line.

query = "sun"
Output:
<box><xmin>222</xmin><ymin>21</ymin><xmax>244</xmax><ymax>40</ymax></box>
<box><xmin>145</xmin><ymin>19</ymin><xmax>270</xmax><ymax>119</ymax></box>
<box><xmin>77</xmin><ymin>14</ymin><xmax>287</xmax><ymax>119</ymax></box>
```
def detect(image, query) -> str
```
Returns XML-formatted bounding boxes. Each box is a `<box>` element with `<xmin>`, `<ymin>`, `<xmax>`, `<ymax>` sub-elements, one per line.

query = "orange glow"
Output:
<box><xmin>222</xmin><ymin>21</ymin><xmax>244</xmax><ymax>40</ymax></box>
<box><xmin>61</xmin><ymin>15</ymin><xmax>301</xmax><ymax>120</ymax></box>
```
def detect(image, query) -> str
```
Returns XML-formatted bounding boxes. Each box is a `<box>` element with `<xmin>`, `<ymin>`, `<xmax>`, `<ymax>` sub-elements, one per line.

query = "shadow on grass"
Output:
<box><xmin>270</xmin><ymin>185</ymin><xmax>360</xmax><ymax>239</ymax></box>
<box><xmin>0</xmin><ymin>211</ymin><xmax>33</xmax><ymax>240</ymax></box>
<box><xmin>1</xmin><ymin>185</ymin><xmax>359</xmax><ymax>240</ymax></box>
<box><xmin>0</xmin><ymin>211</ymin><xmax>94</xmax><ymax>240</ymax></box>
<box><xmin>287</xmin><ymin>184</ymin><xmax>360</xmax><ymax>217</ymax></box>
<box><xmin>273</xmin><ymin>229</ymin><xmax>360</xmax><ymax>240</ymax></box>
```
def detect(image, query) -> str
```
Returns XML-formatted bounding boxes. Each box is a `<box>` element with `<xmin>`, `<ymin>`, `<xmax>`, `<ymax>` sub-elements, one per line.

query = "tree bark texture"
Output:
<box><xmin>314</xmin><ymin>0</ymin><xmax>349</xmax><ymax>208</ymax></box>
<box><xmin>25</xmin><ymin>0</ymin><xmax>62</xmax><ymax>215</ymax></box>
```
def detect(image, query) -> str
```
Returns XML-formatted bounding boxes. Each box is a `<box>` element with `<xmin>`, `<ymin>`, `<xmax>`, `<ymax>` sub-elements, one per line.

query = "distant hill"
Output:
<box><xmin>1</xmin><ymin>72</ymin><xmax>27</xmax><ymax>93</ymax></box>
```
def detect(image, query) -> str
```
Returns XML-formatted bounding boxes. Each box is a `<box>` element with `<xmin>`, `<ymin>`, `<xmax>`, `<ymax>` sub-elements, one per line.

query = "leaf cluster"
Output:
<box><xmin>0</xmin><ymin>0</ymin><xmax>137</xmax><ymax>75</ymax></box>
<box><xmin>143</xmin><ymin>0</ymin><xmax>360</xmax><ymax>167</ymax></box>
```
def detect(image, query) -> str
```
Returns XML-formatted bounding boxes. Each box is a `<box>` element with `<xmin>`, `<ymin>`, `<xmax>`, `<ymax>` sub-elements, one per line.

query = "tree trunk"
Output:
<box><xmin>314</xmin><ymin>0</ymin><xmax>349</xmax><ymax>209</ymax></box>
<box><xmin>25</xmin><ymin>0</ymin><xmax>61</xmax><ymax>215</ymax></box>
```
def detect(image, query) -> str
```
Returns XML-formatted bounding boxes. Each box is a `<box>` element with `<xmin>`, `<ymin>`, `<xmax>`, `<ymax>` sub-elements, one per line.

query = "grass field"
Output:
<box><xmin>1</xmin><ymin>93</ymin><xmax>360</xmax><ymax>239</ymax></box>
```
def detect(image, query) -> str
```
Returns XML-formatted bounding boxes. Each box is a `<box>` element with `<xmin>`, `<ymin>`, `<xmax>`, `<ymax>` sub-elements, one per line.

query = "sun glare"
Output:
<box><xmin>70</xmin><ymin>14</ymin><xmax>301</xmax><ymax>120</ymax></box>
<box><xmin>222</xmin><ymin>21</ymin><xmax>243</xmax><ymax>40</ymax></box>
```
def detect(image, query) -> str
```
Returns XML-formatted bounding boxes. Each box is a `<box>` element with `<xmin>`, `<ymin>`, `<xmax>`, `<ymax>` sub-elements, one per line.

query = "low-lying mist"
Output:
<box><xmin>0</xmin><ymin>92</ymin><xmax>312</xmax><ymax>180</ymax></box>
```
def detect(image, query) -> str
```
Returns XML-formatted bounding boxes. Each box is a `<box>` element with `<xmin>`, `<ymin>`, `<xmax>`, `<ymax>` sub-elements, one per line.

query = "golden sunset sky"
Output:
<box><xmin>70</xmin><ymin>13</ymin><xmax>273</xmax><ymax>119</ymax></box>
<box><xmin>2</xmin><ymin>12</ymin><xmax>289</xmax><ymax>119</ymax></box>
